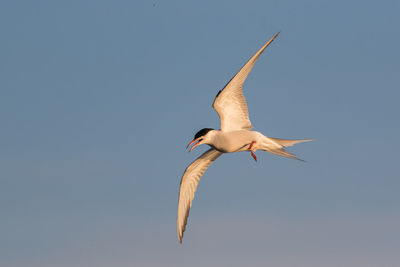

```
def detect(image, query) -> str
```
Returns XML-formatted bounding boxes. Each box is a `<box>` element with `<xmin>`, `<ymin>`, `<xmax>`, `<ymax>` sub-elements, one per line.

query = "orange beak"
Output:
<box><xmin>186</xmin><ymin>138</ymin><xmax>203</xmax><ymax>152</ymax></box>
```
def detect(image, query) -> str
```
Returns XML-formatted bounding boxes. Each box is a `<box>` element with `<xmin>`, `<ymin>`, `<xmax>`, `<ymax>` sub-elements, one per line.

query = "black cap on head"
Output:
<box><xmin>194</xmin><ymin>128</ymin><xmax>214</xmax><ymax>140</ymax></box>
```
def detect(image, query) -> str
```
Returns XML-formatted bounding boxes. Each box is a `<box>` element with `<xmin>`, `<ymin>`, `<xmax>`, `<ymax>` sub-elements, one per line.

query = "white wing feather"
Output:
<box><xmin>177</xmin><ymin>148</ymin><xmax>222</xmax><ymax>243</ymax></box>
<box><xmin>213</xmin><ymin>32</ymin><xmax>279</xmax><ymax>131</ymax></box>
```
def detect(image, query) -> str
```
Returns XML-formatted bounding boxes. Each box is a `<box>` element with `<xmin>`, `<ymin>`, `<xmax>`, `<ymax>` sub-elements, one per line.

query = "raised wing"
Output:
<box><xmin>213</xmin><ymin>32</ymin><xmax>279</xmax><ymax>132</ymax></box>
<box><xmin>177</xmin><ymin>148</ymin><xmax>222</xmax><ymax>243</ymax></box>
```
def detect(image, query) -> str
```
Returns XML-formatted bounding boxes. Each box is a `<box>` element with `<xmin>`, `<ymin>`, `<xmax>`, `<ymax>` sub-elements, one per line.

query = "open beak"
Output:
<box><xmin>186</xmin><ymin>138</ymin><xmax>203</xmax><ymax>152</ymax></box>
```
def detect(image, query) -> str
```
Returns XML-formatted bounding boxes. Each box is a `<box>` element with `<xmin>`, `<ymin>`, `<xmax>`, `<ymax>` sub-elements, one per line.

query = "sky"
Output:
<box><xmin>1</xmin><ymin>0</ymin><xmax>399</xmax><ymax>266</ymax></box>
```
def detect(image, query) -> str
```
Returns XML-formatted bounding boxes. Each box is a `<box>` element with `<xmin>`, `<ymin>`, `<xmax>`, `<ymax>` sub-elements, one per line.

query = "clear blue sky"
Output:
<box><xmin>1</xmin><ymin>0</ymin><xmax>399</xmax><ymax>266</ymax></box>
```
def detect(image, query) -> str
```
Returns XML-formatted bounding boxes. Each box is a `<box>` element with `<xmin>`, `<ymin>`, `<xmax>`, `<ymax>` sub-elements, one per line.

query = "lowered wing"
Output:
<box><xmin>177</xmin><ymin>148</ymin><xmax>223</xmax><ymax>243</ymax></box>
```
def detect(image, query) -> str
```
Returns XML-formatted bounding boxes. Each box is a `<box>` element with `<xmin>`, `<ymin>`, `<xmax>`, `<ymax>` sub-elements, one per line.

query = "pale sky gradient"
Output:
<box><xmin>1</xmin><ymin>0</ymin><xmax>400</xmax><ymax>266</ymax></box>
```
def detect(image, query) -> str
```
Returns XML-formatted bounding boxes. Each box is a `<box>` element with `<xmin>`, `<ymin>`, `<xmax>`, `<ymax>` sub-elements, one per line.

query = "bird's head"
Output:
<box><xmin>187</xmin><ymin>128</ymin><xmax>215</xmax><ymax>151</ymax></box>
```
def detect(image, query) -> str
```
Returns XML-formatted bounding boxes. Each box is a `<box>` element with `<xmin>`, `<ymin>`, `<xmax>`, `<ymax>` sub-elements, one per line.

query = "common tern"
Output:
<box><xmin>177</xmin><ymin>32</ymin><xmax>313</xmax><ymax>243</ymax></box>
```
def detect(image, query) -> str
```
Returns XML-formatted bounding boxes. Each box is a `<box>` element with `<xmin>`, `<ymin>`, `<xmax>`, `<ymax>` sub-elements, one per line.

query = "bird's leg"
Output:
<box><xmin>248</xmin><ymin>141</ymin><xmax>257</xmax><ymax>162</ymax></box>
<box><xmin>251</xmin><ymin>151</ymin><xmax>257</xmax><ymax>161</ymax></box>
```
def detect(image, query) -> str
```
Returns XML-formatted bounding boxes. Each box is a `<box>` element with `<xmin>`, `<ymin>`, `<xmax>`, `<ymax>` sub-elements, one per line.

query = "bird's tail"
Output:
<box><xmin>260</xmin><ymin>137</ymin><xmax>314</xmax><ymax>162</ymax></box>
<box><xmin>268</xmin><ymin>137</ymin><xmax>314</xmax><ymax>148</ymax></box>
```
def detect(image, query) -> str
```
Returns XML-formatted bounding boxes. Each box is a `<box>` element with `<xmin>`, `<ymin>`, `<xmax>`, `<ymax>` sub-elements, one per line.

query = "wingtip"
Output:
<box><xmin>264</xmin><ymin>32</ymin><xmax>280</xmax><ymax>47</ymax></box>
<box><xmin>272</xmin><ymin>31</ymin><xmax>280</xmax><ymax>40</ymax></box>
<box><xmin>295</xmin><ymin>157</ymin><xmax>306</xmax><ymax>163</ymax></box>
<box><xmin>178</xmin><ymin>228</ymin><xmax>183</xmax><ymax>243</ymax></box>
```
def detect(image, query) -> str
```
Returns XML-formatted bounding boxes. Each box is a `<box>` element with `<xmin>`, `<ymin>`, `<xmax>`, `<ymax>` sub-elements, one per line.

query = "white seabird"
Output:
<box><xmin>177</xmin><ymin>32</ymin><xmax>313</xmax><ymax>243</ymax></box>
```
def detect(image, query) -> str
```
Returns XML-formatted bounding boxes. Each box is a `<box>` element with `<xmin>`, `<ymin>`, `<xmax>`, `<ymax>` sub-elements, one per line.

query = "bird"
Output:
<box><xmin>177</xmin><ymin>32</ymin><xmax>313</xmax><ymax>243</ymax></box>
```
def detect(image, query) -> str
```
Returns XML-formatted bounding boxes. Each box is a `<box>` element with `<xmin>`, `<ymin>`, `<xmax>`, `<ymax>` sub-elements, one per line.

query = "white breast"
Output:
<box><xmin>211</xmin><ymin>130</ymin><xmax>262</xmax><ymax>153</ymax></box>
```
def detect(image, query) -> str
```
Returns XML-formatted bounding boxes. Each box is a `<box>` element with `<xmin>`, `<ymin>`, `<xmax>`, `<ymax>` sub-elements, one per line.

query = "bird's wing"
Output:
<box><xmin>177</xmin><ymin>148</ymin><xmax>223</xmax><ymax>243</ymax></box>
<box><xmin>212</xmin><ymin>32</ymin><xmax>279</xmax><ymax>132</ymax></box>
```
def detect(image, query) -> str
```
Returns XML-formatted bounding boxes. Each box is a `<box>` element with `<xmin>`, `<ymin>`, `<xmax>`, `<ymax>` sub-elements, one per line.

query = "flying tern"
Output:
<box><xmin>177</xmin><ymin>32</ymin><xmax>313</xmax><ymax>243</ymax></box>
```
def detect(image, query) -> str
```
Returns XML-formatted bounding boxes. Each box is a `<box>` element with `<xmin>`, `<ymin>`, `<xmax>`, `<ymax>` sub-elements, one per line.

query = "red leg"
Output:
<box><xmin>249</xmin><ymin>141</ymin><xmax>256</xmax><ymax>150</ymax></box>
<box><xmin>251</xmin><ymin>151</ymin><xmax>257</xmax><ymax>161</ymax></box>
<box><xmin>248</xmin><ymin>141</ymin><xmax>257</xmax><ymax>161</ymax></box>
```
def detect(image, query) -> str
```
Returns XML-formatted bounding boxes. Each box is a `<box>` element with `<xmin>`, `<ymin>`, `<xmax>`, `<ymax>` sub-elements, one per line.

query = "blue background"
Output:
<box><xmin>1</xmin><ymin>0</ymin><xmax>399</xmax><ymax>266</ymax></box>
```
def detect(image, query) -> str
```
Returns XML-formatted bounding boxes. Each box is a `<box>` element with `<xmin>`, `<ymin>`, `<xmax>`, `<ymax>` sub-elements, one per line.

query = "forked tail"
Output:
<box><xmin>268</xmin><ymin>137</ymin><xmax>314</xmax><ymax>148</ymax></box>
<box><xmin>261</xmin><ymin>137</ymin><xmax>314</xmax><ymax>162</ymax></box>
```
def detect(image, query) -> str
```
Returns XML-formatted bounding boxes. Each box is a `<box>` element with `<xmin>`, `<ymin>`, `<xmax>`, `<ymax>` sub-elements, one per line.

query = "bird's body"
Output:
<box><xmin>199</xmin><ymin>129</ymin><xmax>308</xmax><ymax>154</ymax></box>
<box><xmin>203</xmin><ymin>129</ymin><xmax>261</xmax><ymax>153</ymax></box>
<box><xmin>177</xmin><ymin>32</ymin><xmax>313</xmax><ymax>243</ymax></box>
